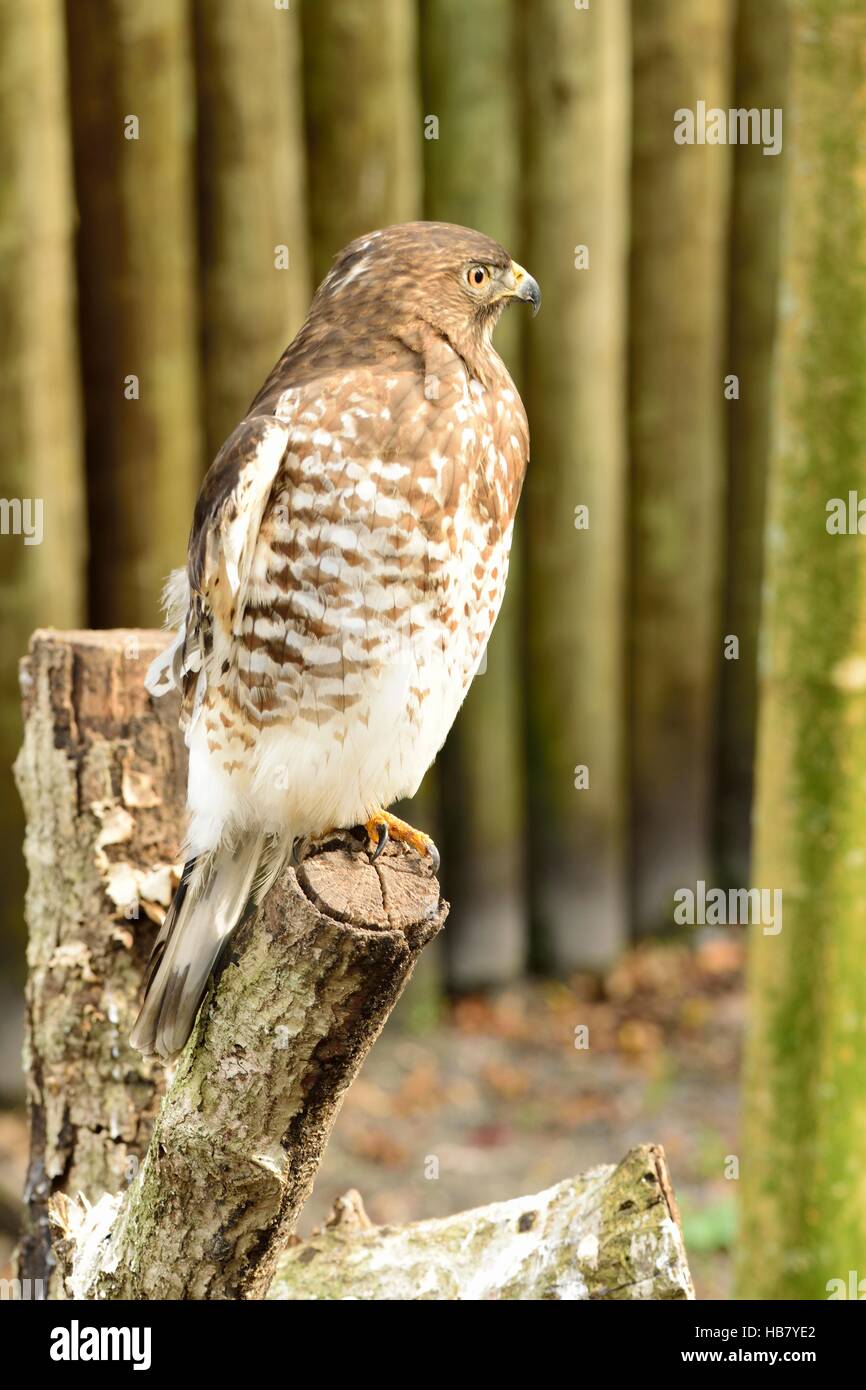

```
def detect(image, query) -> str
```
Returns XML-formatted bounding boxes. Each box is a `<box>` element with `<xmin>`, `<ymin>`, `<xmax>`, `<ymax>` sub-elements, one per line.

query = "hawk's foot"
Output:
<box><xmin>364</xmin><ymin>810</ymin><xmax>441</xmax><ymax>874</ymax></box>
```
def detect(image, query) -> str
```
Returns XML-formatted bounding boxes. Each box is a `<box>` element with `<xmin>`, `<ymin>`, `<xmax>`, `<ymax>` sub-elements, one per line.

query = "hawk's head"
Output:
<box><xmin>309</xmin><ymin>221</ymin><xmax>540</xmax><ymax>370</ymax></box>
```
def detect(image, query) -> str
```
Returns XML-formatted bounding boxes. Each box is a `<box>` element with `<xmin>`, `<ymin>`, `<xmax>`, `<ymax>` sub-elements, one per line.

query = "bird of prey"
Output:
<box><xmin>130</xmin><ymin>221</ymin><xmax>539</xmax><ymax>1061</ymax></box>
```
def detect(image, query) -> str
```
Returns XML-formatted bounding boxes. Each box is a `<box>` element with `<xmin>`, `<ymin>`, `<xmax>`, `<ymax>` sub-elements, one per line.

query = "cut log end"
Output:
<box><xmin>295</xmin><ymin>835</ymin><xmax>444</xmax><ymax>934</ymax></box>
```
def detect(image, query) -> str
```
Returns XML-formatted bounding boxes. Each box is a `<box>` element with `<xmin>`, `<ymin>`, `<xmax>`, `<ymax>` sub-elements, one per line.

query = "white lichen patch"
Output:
<box><xmin>104</xmin><ymin>862</ymin><xmax>140</xmax><ymax>912</ymax></box>
<box><xmin>656</xmin><ymin>1217</ymin><xmax>695</xmax><ymax>1298</ymax></box>
<box><xmin>577</xmin><ymin>1233</ymin><xmax>599</xmax><ymax>1266</ymax></box>
<box><xmin>48</xmin><ymin>940</ymin><xmax>98</xmax><ymax>981</ymax></box>
<box><xmin>91</xmin><ymin>802</ymin><xmax>135</xmax><ymax>848</ymax></box>
<box><xmin>629</xmin><ymin>1278</ymin><xmax>656</xmax><ymax>1300</ymax></box>
<box><xmin>63</xmin><ymin>1191</ymin><xmax>123</xmax><ymax>1301</ymax></box>
<box><xmin>121</xmin><ymin>766</ymin><xmax>162</xmax><ymax>809</ymax></box>
<box><xmin>103</xmin><ymin>859</ymin><xmax>181</xmax><ymax>922</ymax></box>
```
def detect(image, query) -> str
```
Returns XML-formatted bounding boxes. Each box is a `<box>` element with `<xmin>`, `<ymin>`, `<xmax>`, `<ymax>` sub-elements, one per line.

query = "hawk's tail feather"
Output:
<box><xmin>130</xmin><ymin>831</ymin><xmax>287</xmax><ymax>1062</ymax></box>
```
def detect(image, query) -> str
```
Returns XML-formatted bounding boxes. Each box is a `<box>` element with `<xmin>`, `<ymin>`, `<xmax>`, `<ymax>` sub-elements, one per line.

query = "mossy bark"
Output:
<box><xmin>58</xmin><ymin>840</ymin><xmax>444</xmax><ymax>1300</ymax></box>
<box><xmin>521</xmin><ymin>0</ymin><xmax>630</xmax><ymax>969</ymax></box>
<box><xmin>738</xmin><ymin>0</ymin><xmax>866</xmax><ymax>1301</ymax></box>
<box><xmin>717</xmin><ymin>0</ymin><xmax>791</xmax><ymax>885</ymax></box>
<box><xmin>269</xmin><ymin>1146</ymin><xmax>694</xmax><ymax>1301</ymax></box>
<box><xmin>193</xmin><ymin>0</ymin><xmax>310</xmax><ymax>461</ymax></box>
<box><xmin>300</xmin><ymin>0</ymin><xmax>422</xmax><ymax>285</ymax></box>
<box><xmin>629</xmin><ymin>0</ymin><xmax>735</xmax><ymax>933</ymax></box>
<box><xmin>0</xmin><ymin>0</ymin><xmax>87</xmax><ymax>1002</ymax></box>
<box><xmin>421</xmin><ymin>0</ymin><xmax>527</xmax><ymax>986</ymax></box>
<box><xmin>65</xmin><ymin>0</ymin><xmax>201</xmax><ymax>626</ymax></box>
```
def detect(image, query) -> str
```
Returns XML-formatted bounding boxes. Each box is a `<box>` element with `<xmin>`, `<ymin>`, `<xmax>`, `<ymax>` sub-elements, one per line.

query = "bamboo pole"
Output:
<box><xmin>522</xmin><ymin>0</ymin><xmax>631</xmax><ymax>969</ymax></box>
<box><xmin>716</xmin><ymin>0</ymin><xmax>791</xmax><ymax>885</ymax></box>
<box><xmin>0</xmin><ymin>0</ymin><xmax>86</xmax><ymax>1014</ymax></box>
<box><xmin>421</xmin><ymin>0</ymin><xmax>527</xmax><ymax>986</ymax></box>
<box><xmin>65</xmin><ymin>0</ymin><xmax>201</xmax><ymax>626</ymax></box>
<box><xmin>629</xmin><ymin>0</ymin><xmax>735</xmax><ymax>933</ymax></box>
<box><xmin>193</xmin><ymin>0</ymin><xmax>310</xmax><ymax>460</ymax></box>
<box><xmin>300</xmin><ymin>0</ymin><xmax>422</xmax><ymax>283</ymax></box>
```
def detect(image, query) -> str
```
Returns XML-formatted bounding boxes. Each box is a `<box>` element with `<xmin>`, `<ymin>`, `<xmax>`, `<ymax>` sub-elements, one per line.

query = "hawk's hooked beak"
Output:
<box><xmin>506</xmin><ymin>260</ymin><xmax>541</xmax><ymax>316</ymax></box>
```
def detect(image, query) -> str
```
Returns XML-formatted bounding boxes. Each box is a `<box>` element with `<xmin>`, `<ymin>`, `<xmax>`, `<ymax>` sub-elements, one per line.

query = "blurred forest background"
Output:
<box><xmin>2</xmin><ymin>0</ymin><xmax>866</xmax><ymax>1300</ymax></box>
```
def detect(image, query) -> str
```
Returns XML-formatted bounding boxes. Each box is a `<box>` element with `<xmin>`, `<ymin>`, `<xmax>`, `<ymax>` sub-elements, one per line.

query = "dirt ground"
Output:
<box><xmin>0</xmin><ymin>933</ymin><xmax>742</xmax><ymax>1299</ymax></box>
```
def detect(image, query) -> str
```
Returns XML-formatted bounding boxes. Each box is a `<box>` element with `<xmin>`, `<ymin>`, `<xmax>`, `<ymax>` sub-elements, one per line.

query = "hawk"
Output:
<box><xmin>130</xmin><ymin>221</ymin><xmax>539</xmax><ymax>1060</ymax></box>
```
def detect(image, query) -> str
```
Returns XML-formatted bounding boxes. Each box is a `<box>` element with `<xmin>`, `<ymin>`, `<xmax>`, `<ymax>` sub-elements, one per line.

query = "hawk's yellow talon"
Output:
<box><xmin>364</xmin><ymin>810</ymin><xmax>440</xmax><ymax>873</ymax></box>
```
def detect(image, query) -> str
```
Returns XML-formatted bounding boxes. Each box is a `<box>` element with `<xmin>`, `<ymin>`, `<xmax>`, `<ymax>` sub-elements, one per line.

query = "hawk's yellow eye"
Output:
<box><xmin>467</xmin><ymin>265</ymin><xmax>489</xmax><ymax>289</ymax></box>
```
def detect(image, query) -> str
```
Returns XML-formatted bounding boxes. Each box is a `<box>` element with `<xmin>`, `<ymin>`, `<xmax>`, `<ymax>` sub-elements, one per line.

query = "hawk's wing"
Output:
<box><xmin>145</xmin><ymin>412</ymin><xmax>290</xmax><ymax>733</ymax></box>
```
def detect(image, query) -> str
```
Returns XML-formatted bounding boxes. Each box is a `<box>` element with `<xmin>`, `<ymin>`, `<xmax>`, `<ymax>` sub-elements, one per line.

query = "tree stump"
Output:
<box><xmin>14</xmin><ymin>630</ymin><xmax>185</xmax><ymax>1294</ymax></box>
<box><xmin>15</xmin><ymin>630</ymin><xmax>445</xmax><ymax>1298</ymax></box>
<box><xmin>15</xmin><ymin>629</ymin><xmax>694</xmax><ymax>1301</ymax></box>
